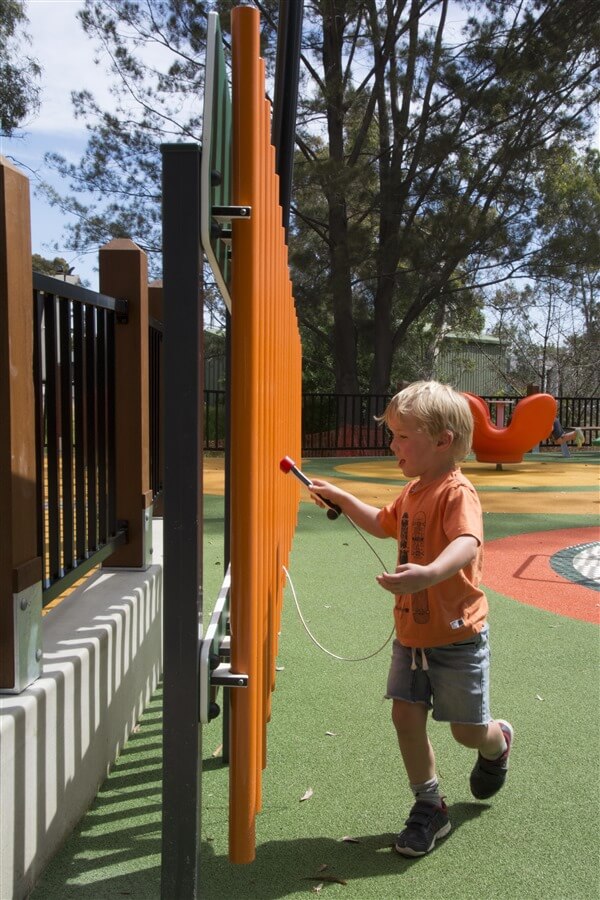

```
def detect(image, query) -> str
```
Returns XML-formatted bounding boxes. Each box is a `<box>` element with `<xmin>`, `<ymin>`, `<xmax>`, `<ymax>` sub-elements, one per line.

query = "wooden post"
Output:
<box><xmin>99</xmin><ymin>239</ymin><xmax>152</xmax><ymax>568</ymax></box>
<box><xmin>0</xmin><ymin>157</ymin><xmax>43</xmax><ymax>692</ymax></box>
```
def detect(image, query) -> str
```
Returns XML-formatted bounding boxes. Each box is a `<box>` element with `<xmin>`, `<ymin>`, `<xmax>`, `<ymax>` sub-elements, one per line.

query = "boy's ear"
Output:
<box><xmin>437</xmin><ymin>429</ymin><xmax>454</xmax><ymax>448</ymax></box>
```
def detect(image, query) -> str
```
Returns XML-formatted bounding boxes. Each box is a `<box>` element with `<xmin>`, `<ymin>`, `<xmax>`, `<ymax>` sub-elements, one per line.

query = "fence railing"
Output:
<box><xmin>201</xmin><ymin>391</ymin><xmax>600</xmax><ymax>455</ymax></box>
<box><xmin>33</xmin><ymin>274</ymin><xmax>128</xmax><ymax>603</ymax></box>
<box><xmin>1</xmin><ymin>155</ymin><xmax>163</xmax><ymax>690</ymax></box>
<box><xmin>302</xmin><ymin>392</ymin><xmax>391</xmax><ymax>456</ymax></box>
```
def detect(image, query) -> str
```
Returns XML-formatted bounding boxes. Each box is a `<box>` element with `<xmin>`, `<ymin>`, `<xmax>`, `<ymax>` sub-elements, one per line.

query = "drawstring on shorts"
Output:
<box><xmin>410</xmin><ymin>647</ymin><xmax>429</xmax><ymax>671</ymax></box>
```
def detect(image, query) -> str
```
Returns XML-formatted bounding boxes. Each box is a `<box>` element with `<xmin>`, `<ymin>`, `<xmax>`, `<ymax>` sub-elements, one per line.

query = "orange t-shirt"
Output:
<box><xmin>376</xmin><ymin>468</ymin><xmax>487</xmax><ymax>648</ymax></box>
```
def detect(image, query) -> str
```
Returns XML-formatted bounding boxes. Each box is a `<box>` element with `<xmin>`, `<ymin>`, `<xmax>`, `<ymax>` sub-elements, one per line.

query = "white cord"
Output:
<box><xmin>283</xmin><ymin>564</ymin><xmax>395</xmax><ymax>662</ymax></box>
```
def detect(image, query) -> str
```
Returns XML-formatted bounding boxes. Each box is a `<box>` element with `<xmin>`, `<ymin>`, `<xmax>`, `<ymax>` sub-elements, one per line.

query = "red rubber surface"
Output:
<box><xmin>484</xmin><ymin>526</ymin><xmax>599</xmax><ymax>623</ymax></box>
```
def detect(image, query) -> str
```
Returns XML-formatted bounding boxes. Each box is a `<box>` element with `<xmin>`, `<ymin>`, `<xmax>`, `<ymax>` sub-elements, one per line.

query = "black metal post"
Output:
<box><xmin>271</xmin><ymin>0</ymin><xmax>304</xmax><ymax>239</ymax></box>
<box><xmin>161</xmin><ymin>143</ymin><xmax>204</xmax><ymax>899</ymax></box>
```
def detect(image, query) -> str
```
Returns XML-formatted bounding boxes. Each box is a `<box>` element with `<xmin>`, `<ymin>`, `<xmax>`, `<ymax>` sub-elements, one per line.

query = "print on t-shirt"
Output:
<box><xmin>411</xmin><ymin>510</ymin><xmax>429</xmax><ymax>623</ymax></box>
<box><xmin>412</xmin><ymin>590</ymin><xmax>430</xmax><ymax>623</ymax></box>
<box><xmin>412</xmin><ymin>511</ymin><xmax>426</xmax><ymax>559</ymax></box>
<box><xmin>399</xmin><ymin>512</ymin><xmax>409</xmax><ymax>565</ymax></box>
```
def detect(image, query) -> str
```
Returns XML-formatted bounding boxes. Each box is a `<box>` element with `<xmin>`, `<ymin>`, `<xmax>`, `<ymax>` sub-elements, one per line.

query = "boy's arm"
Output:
<box><xmin>376</xmin><ymin>534</ymin><xmax>479</xmax><ymax>594</ymax></box>
<box><xmin>309</xmin><ymin>478</ymin><xmax>388</xmax><ymax>538</ymax></box>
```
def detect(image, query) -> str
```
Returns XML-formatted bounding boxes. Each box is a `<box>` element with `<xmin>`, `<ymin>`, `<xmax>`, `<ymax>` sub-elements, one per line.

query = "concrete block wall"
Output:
<box><xmin>0</xmin><ymin>560</ymin><xmax>163</xmax><ymax>900</ymax></box>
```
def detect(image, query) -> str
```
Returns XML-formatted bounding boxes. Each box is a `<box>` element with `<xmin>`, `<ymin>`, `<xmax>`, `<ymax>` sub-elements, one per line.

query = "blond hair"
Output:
<box><xmin>376</xmin><ymin>381</ymin><xmax>473</xmax><ymax>461</ymax></box>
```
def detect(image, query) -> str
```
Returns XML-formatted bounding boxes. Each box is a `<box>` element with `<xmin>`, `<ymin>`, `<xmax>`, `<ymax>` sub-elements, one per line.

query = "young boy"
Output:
<box><xmin>309</xmin><ymin>381</ymin><xmax>513</xmax><ymax>857</ymax></box>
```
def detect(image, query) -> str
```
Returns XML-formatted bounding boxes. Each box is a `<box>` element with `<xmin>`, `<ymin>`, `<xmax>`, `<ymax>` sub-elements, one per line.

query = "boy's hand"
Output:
<box><xmin>309</xmin><ymin>478</ymin><xmax>346</xmax><ymax>510</ymax></box>
<box><xmin>377</xmin><ymin>536</ymin><xmax>479</xmax><ymax>594</ymax></box>
<box><xmin>376</xmin><ymin>563</ymin><xmax>433</xmax><ymax>594</ymax></box>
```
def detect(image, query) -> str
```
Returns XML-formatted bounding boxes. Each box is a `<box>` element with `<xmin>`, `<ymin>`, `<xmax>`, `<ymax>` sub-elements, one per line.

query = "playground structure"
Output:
<box><xmin>2</xmin><ymin>4</ymin><xmax>598</xmax><ymax>897</ymax></box>
<box><xmin>161</xmin><ymin>5</ymin><xmax>303</xmax><ymax>892</ymax></box>
<box><xmin>464</xmin><ymin>391</ymin><xmax>557</xmax><ymax>465</ymax></box>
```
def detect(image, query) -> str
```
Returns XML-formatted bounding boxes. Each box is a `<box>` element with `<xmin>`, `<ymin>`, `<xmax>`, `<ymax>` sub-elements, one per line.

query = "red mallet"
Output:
<box><xmin>280</xmin><ymin>456</ymin><xmax>342</xmax><ymax>520</ymax></box>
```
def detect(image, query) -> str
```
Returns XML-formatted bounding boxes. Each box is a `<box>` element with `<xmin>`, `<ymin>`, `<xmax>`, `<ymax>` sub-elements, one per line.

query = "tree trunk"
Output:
<box><xmin>421</xmin><ymin>300</ymin><xmax>448</xmax><ymax>379</ymax></box>
<box><xmin>322</xmin><ymin>0</ymin><xmax>359</xmax><ymax>395</ymax></box>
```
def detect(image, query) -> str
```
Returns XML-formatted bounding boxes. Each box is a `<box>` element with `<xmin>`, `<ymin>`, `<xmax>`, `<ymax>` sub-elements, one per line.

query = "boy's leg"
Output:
<box><xmin>451</xmin><ymin>720</ymin><xmax>505</xmax><ymax>757</ymax></box>
<box><xmin>451</xmin><ymin>720</ymin><xmax>514</xmax><ymax>799</ymax></box>
<box><xmin>392</xmin><ymin>699</ymin><xmax>434</xmax><ymax>784</ymax></box>
<box><xmin>561</xmin><ymin>429</ymin><xmax>576</xmax><ymax>443</ymax></box>
<box><xmin>392</xmin><ymin>700</ymin><xmax>451</xmax><ymax>856</ymax></box>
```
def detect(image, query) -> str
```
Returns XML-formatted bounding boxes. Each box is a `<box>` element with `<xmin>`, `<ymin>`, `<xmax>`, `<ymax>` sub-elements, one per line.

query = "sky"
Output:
<box><xmin>1</xmin><ymin>1</ymin><xmax>127</xmax><ymax>288</ymax></box>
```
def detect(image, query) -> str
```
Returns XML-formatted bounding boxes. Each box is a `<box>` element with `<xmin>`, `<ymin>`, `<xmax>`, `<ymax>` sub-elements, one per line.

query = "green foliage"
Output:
<box><xmin>32</xmin><ymin>254</ymin><xmax>71</xmax><ymax>276</ymax></box>
<box><xmin>488</xmin><ymin>147</ymin><xmax>600</xmax><ymax>397</ymax></box>
<box><xmin>488</xmin><ymin>276</ymin><xmax>600</xmax><ymax>397</ymax></box>
<box><xmin>291</xmin><ymin>0</ymin><xmax>600</xmax><ymax>392</ymax></box>
<box><xmin>533</xmin><ymin>147</ymin><xmax>600</xmax><ymax>290</ymax></box>
<box><xmin>0</xmin><ymin>0</ymin><xmax>41</xmax><ymax>136</ymax></box>
<box><xmin>41</xmin><ymin>0</ymin><xmax>600</xmax><ymax>395</ymax></box>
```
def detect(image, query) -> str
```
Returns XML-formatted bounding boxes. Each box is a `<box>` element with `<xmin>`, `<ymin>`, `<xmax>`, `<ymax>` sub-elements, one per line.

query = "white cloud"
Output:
<box><xmin>25</xmin><ymin>0</ymin><xmax>113</xmax><ymax>134</ymax></box>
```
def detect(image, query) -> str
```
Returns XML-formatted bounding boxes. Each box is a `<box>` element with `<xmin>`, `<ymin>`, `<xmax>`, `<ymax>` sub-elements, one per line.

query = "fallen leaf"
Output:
<box><xmin>276</xmin><ymin>665</ymin><xmax>285</xmax><ymax>671</ymax></box>
<box><xmin>325</xmin><ymin>731</ymin><xmax>338</xmax><ymax>737</ymax></box>
<box><xmin>317</xmin><ymin>863</ymin><xmax>328</xmax><ymax>873</ymax></box>
<box><xmin>340</xmin><ymin>836</ymin><xmax>360</xmax><ymax>843</ymax></box>
<box><xmin>535</xmin><ymin>694</ymin><xmax>544</xmax><ymax>701</ymax></box>
<box><xmin>300</xmin><ymin>788</ymin><xmax>314</xmax><ymax>802</ymax></box>
<box><xmin>212</xmin><ymin>744</ymin><xmax>223</xmax><ymax>757</ymax></box>
<box><xmin>311</xmin><ymin>884</ymin><xmax>323</xmax><ymax>894</ymax></box>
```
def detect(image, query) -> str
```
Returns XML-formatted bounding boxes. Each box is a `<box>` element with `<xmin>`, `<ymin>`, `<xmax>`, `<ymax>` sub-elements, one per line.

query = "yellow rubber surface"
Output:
<box><xmin>203</xmin><ymin>455</ymin><xmax>600</xmax><ymax>516</ymax></box>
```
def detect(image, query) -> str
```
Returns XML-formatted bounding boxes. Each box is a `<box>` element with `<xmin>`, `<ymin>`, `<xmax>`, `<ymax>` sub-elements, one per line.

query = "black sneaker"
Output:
<box><xmin>470</xmin><ymin>719</ymin><xmax>514</xmax><ymax>800</ymax></box>
<box><xmin>394</xmin><ymin>800</ymin><xmax>451</xmax><ymax>857</ymax></box>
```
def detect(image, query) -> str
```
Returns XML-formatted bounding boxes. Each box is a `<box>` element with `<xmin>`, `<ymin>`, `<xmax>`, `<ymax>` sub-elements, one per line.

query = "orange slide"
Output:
<box><xmin>463</xmin><ymin>393</ymin><xmax>556</xmax><ymax>464</ymax></box>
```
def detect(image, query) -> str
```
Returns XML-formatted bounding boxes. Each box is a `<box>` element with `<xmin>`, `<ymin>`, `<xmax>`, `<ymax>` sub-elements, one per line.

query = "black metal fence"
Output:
<box><xmin>203</xmin><ymin>390</ymin><xmax>600</xmax><ymax>456</ymax></box>
<box><xmin>204</xmin><ymin>389</ymin><xmax>227</xmax><ymax>450</ymax></box>
<box><xmin>302</xmin><ymin>392</ymin><xmax>391</xmax><ymax>456</ymax></box>
<box><xmin>555</xmin><ymin>396</ymin><xmax>600</xmax><ymax>435</ymax></box>
<box><xmin>34</xmin><ymin>274</ymin><xmax>128</xmax><ymax>604</ymax></box>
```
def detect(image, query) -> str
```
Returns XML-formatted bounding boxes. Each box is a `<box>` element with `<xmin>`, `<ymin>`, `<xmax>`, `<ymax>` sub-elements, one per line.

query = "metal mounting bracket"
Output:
<box><xmin>199</xmin><ymin>564</ymin><xmax>248</xmax><ymax>724</ymax></box>
<box><xmin>211</xmin><ymin>205</ymin><xmax>252</xmax><ymax>222</ymax></box>
<box><xmin>210</xmin><ymin>663</ymin><xmax>248</xmax><ymax>688</ymax></box>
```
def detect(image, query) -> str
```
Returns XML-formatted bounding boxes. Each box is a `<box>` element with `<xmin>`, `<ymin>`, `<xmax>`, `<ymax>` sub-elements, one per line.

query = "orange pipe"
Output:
<box><xmin>229</xmin><ymin>3</ymin><xmax>303</xmax><ymax>864</ymax></box>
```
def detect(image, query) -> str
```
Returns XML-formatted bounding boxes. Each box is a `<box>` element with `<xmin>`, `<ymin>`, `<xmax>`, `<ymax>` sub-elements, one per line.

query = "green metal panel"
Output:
<box><xmin>201</xmin><ymin>12</ymin><xmax>233</xmax><ymax>309</ymax></box>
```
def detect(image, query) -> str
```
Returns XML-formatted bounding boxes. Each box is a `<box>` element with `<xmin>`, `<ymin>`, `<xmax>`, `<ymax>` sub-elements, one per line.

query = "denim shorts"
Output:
<box><xmin>385</xmin><ymin>625</ymin><xmax>491</xmax><ymax>724</ymax></box>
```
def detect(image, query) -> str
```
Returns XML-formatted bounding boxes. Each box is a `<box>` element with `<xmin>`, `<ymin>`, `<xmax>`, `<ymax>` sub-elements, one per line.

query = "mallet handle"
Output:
<box><xmin>280</xmin><ymin>457</ymin><xmax>342</xmax><ymax>520</ymax></box>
